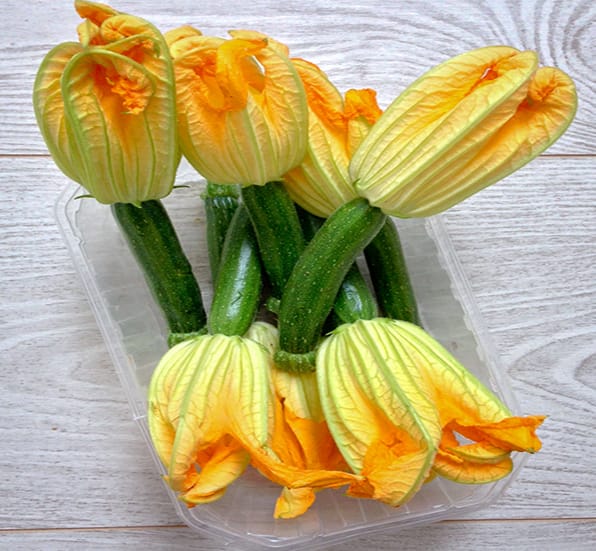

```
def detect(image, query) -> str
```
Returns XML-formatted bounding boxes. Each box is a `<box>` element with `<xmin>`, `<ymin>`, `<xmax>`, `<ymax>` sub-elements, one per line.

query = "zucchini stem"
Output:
<box><xmin>111</xmin><ymin>200</ymin><xmax>207</xmax><ymax>344</ymax></box>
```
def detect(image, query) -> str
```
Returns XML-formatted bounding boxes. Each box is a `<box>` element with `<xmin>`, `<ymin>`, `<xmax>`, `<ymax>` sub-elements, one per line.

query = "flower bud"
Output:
<box><xmin>33</xmin><ymin>1</ymin><xmax>179</xmax><ymax>204</ymax></box>
<box><xmin>317</xmin><ymin>318</ymin><xmax>545</xmax><ymax>501</ymax></box>
<box><xmin>350</xmin><ymin>46</ymin><xmax>576</xmax><ymax>217</ymax></box>
<box><xmin>317</xmin><ymin>318</ymin><xmax>441</xmax><ymax>506</ymax></box>
<box><xmin>147</xmin><ymin>332</ymin><xmax>272</xmax><ymax>505</ymax></box>
<box><xmin>283</xmin><ymin>59</ymin><xmax>382</xmax><ymax>217</ymax></box>
<box><xmin>168</xmin><ymin>28</ymin><xmax>308</xmax><ymax>186</ymax></box>
<box><xmin>244</xmin><ymin>322</ymin><xmax>359</xmax><ymax>518</ymax></box>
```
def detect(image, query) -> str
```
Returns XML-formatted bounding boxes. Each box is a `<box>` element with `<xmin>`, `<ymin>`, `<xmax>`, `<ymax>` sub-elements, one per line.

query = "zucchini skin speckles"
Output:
<box><xmin>276</xmin><ymin>198</ymin><xmax>386</xmax><ymax>371</ymax></box>
<box><xmin>112</xmin><ymin>200</ymin><xmax>207</xmax><ymax>338</ymax></box>
<box><xmin>208</xmin><ymin>205</ymin><xmax>263</xmax><ymax>337</ymax></box>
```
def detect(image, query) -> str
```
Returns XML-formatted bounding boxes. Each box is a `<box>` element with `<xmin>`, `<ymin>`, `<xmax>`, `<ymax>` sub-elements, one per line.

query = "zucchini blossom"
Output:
<box><xmin>351</xmin><ymin>46</ymin><xmax>577</xmax><ymax>217</ymax></box>
<box><xmin>167</xmin><ymin>28</ymin><xmax>308</xmax><ymax>186</ymax></box>
<box><xmin>33</xmin><ymin>0</ymin><xmax>179</xmax><ymax>205</ymax></box>
<box><xmin>317</xmin><ymin>319</ymin><xmax>544</xmax><ymax>505</ymax></box>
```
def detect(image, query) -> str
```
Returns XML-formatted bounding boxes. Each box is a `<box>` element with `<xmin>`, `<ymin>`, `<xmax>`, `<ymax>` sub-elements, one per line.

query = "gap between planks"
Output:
<box><xmin>1</xmin><ymin>517</ymin><xmax>595</xmax><ymax>534</ymax></box>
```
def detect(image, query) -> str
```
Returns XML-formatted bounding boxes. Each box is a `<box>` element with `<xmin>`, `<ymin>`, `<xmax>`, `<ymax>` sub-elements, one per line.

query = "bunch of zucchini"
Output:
<box><xmin>112</xmin><ymin>173</ymin><xmax>419</xmax><ymax>372</ymax></box>
<box><xmin>201</xmin><ymin>180</ymin><xmax>420</xmax><ymax>370</ymax></box>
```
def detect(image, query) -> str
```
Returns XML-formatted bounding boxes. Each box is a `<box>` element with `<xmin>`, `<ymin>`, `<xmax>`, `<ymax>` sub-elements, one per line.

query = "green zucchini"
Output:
<box><xmin>364</xmin><ymin>219</ymin><xmax>420</xmax><ymax>325</ymax></box>
<box><xmin>202</xmin><ymin>183</ymin><xmax>240</xmax><ymax>282</ymax></box>
<box><xmin>241</xmin><ymin>182</ymin><xmax>306</xmax><ymax>298</ymax></box>
<box><xmin>276</xmin><ymin>198</ymin><xmax>386</xmax><ymax>372</ymax></box>
<box><xmin>298</xmin><ymin>207</ymin><xmax>378</xmax><ymax>325</ymax></box>
<box><xmin>332</xmin><ymin>263</ymin><xmax>378</xmax><ymax>324</ymax></box>
<box><xmin>111</xmin><ymin>200</ymin><xmax>207</xmax><ymax>340</ymax></box>
<box><xmin>208</xmin><ymin>205</ymin><xmax>263</xmax><ymax>336</ymax></box>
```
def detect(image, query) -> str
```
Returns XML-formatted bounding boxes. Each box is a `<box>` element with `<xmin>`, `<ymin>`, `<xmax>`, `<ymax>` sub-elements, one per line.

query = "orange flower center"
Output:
<box><xmin>189</xmin><ymin>37</ymin><xmax>268</xmax><ymax>112</ymax></box>
<box><xmin>92</xmin><ymin>61</ymin><xmax>151</xmax><ymax>115</ymax></box>
<box><xmin>344</xmin><ymin>88</ymin><xmax>383</xmax><ymax>125</ymax></box>
<box><xmin>466</xmin><ymin>64</ymin><xmax>500</xmax><ymax>96</ymax></box>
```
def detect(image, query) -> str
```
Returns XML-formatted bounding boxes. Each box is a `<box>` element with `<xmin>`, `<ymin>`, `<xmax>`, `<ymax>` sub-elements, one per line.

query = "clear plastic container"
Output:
<box><xmin>55</xmin><ymin>160</ymin><xmax>526</xmax><ymax>550</ymax></box>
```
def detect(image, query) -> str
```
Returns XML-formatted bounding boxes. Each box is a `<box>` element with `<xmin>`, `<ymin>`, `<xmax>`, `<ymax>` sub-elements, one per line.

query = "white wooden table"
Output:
<box><xmin>1</xmin><ymin>1</ymin><xmax>595</xmax><ymax>549</ymax></box>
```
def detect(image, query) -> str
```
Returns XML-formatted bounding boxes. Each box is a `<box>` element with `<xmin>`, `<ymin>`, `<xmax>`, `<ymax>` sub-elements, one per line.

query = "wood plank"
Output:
<box><xmin>0</xmin><ymin>157</ymin><xmax>182</xmax><ymax>528</ymax></box>
<box><xmin>1</xmin><ymin>520</ymin><xmax>595</xmax><ymax>550</ymax></box>
<box><xmin>1</xmin><ymin>156</ymin><xmax>594</xmax><ymax>532</ymax></box>
<box><xmin>4</xmin><ymin>0</ymin><xmax>594</xmax><ymax>155</ymax></box>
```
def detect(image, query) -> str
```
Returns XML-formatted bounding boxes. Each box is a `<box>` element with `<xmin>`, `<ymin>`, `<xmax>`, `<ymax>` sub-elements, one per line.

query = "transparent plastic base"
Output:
<box><xmin>55</xmin><ymin>163</ymin><xmax>524</xmax><ymax>550</ymax></box>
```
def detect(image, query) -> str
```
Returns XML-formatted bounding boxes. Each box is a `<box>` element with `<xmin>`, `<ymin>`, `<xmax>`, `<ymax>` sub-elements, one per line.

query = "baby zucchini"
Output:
<box><xmin>298</xmin><ymin>207</ymin><xmax>378</xmax><ymax>325</ymax></box>
<box><xmin>364</xmin><ymin>219</ymin><xmax>420</xmax><ymax>325</ymax></box>
<box><xmin>111</xmin><ymin>200</ymin><xmax>207</xmax><ymax>339</ymax></box>
<box><xmin>208</xmin><ymin>205</ymin><xmax>263</xmax><ymax>337</ymax></box>
<box><xmin>202</xmin><ymin>183</ymin><xmax>240</xmax><ymax>282</ymax></box>
<box><xmin>332</xmin><ymin>263</ymin><xmax>378</xmax><ymax>324</ymax></box>
<box><xmin>241</xmin><ymin>182</ymin><xmax>306</xmax><ymax>299</ymax></box>
<box><xmin>276</xmin><ymin>198</ymin><xmax>386</xmax><ymax>371</ymax></box>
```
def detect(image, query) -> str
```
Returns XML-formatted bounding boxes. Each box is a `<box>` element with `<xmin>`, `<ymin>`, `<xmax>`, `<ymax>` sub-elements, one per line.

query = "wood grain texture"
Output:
<box><xmin>1</xmin><ymin>0</ymin><xmax>595</xmax><ymax>549</ymax></box>
<box><xmin>440</xmin><ymin>157</ymin><xmax>596</xmax><ymax>519</ymax></box>
<box><xmin>0</xmin><ymin>157</ymin><xmax>182</xmax><ymax>529</ymax></box>
<box><xmin>1</xmin><ymin>520</ymin><xmax>596</xmax><ymax>551</ymax></box>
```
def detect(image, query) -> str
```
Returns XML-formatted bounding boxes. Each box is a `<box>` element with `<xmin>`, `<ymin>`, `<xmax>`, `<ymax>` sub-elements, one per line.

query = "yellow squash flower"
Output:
<box><xmin>33</xmin><ymin>0</ymin><xmax>179</xmax><ymax>204</ymax></box>
<box><xmin>317</xmin><ymin>318</ymin><xmax>442</xmax><ymax>506</ymax></box>
<box><xmin>284</xmin><ymin>59</ymin><xmax>382</xmax><ymax>217</ymax></box>
<box><xmin>350</xmin><ymin>46</ymin><xmax>577</xmax><ymax>217</ymax></box>
<box><xmin>167</xmin><ymin>28</ymin><xmax>308</xmax><ymax>186</ymax></box>
<box><xmin>244</xmin><ymin>323</ymin><xmax>361</xmax><ymax>519</ymax></box>
<box><xmin>390</xmin><ymin>321</ymin><xmax>545</xmax><ymax>482</ymax></box>
<box><xmin>317</xmin><ymin>319</ymin><xmax>544</xmax><ymax>505</ymax></box>
<box><xmin>147</xmin><ymin>331</ymin><xmax>272</xmax><ymax>505</ymax></box>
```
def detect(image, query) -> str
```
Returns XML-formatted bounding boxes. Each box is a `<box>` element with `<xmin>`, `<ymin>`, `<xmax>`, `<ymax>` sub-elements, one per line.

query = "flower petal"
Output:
<box><xmin>347</xmin><ymin>439</ymin><xmax>434</xmax><ymax>505</ymax></box>
<box><xmin>33</xmin><ymin>42</ymin><xmax>84</xmax><ymax>183</ymax></box>
<box><xmin>216</xmin><ymin>37</ymin><xmax>268</xmax><ymax>111</ymax></box>
<box><xmin>165</xmin><ymin>25</ymin><xmax>203</xmax><ymax>51</ymax></box>
<box><xmin>244</xmin><ymin>321</ymin><xmax>278</xmax><ymax>355</ymax></box>
<box><xmin>433</xmin><ymin>449</ymin><xmax>513</xmax><ymax>483</ymax></box>
<box><xmin>344</xmin><ymin>88</ymin><xmax>383</xmax><ymax>156</ymax></box>
<box><xmin>447</xmin><ymin>441</ymin><xmax>511</xmax><ymax>464</ymax></box>
<box><xmin>272</xmin><ymin>368</ymin><xmax>323</xmax><ymax>423</ymax></box>
<box><xmin>388</xmin><ymin>321</ymin><xmax>514</xmax><ymax>425</ymax></box>
<box><xmin>179</xmin><ymin>438</ymin><xmax>250</xmax><ymax>505</ymax></box>
<box><xmin>75</xmin><ymin>0</ymin><xmax>118</xmax><ymax>25</ymax></box>
<box><xmin>147</xmin><ymin>338</ymin><xmax>205</xmax><ymax>467</ymax></box>
<box><xmin>451</xmin><ymin>415</ymin><xmax>546</xmax><ymax>453</ymax></box>
<box><xmin>250</xmin><ymin>445</ymin><xmax>359</xmax><ymax>491</ymax></box>
<box><xmin>274</xmin><ymin>487</ymin><xmax>316</xmax><ymax>519</ymax></box>
<box><xmin>283</xmin><ymin>59</ymin><xmax>359</xmax><ymax>217</ymax></box>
